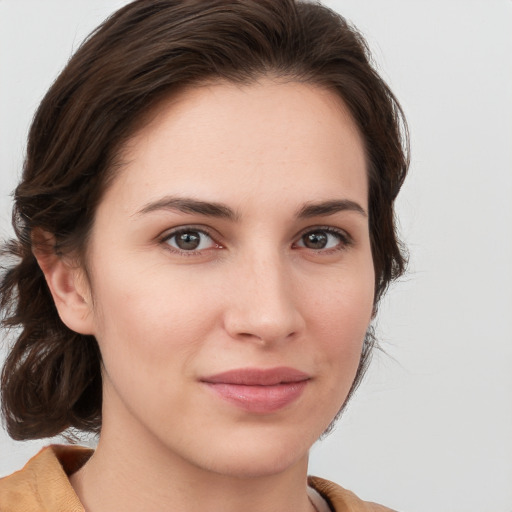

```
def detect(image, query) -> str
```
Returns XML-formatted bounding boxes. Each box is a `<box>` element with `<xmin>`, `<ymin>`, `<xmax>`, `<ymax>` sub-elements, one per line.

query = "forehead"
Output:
<box><xmin>105</xmin><ymin>78</ymin><xmax>368</xmax><ymax>214</ymax></box>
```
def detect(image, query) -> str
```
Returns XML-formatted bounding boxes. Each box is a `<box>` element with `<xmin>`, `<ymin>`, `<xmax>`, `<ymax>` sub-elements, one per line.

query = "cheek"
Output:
<box><xmin>307</xmin><ymin>268</ymin><xmax>375</xmax><ymax>372</ymax></box>
<box><xmin>89</xmin><ymin>269</ymin><xmax>215</xmax><ymax>421</ymax></box>
<box><xmin>90</xmin><ymin>256</ymin><xmax>249</xmax><ymax>384</ymax></box>
<box><xmin>88</xmin><ymin>260</ymin><xmax>214</xmax><ymax>369</ymax></box>
<box><xmin>310</xmin><ymin>263</ymin><xmax>374</xmax><ymax>328</ymax></box>
<box><xmin>298</xmin><ymin>285</ymin><xmax>373</xmax><ymax>433</ymax></box>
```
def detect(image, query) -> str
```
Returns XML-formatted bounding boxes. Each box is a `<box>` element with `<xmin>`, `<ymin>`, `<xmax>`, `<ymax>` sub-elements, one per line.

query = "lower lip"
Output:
<box><xmin>204</xmin><ymin>381</ymin><xmax>308</xmax><ymax>413</ymax></box>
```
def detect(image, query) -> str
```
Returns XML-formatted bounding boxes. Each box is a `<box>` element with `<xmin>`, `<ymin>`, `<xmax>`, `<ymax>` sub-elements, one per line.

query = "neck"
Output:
<box><xmin>70</xmin><ymin>410</ymin><xmax>315</xmax><ymax>512</ymax></box>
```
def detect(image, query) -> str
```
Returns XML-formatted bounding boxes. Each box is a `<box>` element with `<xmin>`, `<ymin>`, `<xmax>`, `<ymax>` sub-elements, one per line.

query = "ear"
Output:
<box><xmin>32</xmin><ymin>229</ymin><xmax>95</xmax><ymax>335</ymax></box>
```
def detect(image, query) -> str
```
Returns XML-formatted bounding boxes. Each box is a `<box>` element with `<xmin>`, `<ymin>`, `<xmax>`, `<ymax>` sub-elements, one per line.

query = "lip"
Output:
<box><xmin>201</xmin><ymin>367</ymin><xmax>310</xmax><ymax>413</ymax></box>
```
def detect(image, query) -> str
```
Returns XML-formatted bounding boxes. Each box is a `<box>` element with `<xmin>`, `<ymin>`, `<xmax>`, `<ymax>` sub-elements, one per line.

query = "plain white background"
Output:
<box><xmin>0</xmin><ymin>1</ymin><xmax>511</xmax><ymax>511</ymax></box>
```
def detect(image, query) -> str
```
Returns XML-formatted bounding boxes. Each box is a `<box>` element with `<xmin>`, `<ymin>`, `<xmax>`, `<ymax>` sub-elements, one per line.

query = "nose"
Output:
<box><xmin>223</xmin><ymin>252</ymin><xmax>305</xmax><ymax>346</ymax></box>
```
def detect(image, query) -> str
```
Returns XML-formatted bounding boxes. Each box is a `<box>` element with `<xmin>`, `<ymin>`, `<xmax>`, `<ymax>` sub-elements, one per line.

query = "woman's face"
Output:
<box><xmin>80</xmin><ymin>79</ymin><xmax>374</xmax><ymax>477</ymax></box>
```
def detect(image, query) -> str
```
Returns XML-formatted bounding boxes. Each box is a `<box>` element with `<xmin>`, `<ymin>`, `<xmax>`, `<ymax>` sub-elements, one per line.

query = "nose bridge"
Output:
<box><xmin>224</xmin><ymin>244</ymin><xmax>303</xmax><ymax>344</ymax></box>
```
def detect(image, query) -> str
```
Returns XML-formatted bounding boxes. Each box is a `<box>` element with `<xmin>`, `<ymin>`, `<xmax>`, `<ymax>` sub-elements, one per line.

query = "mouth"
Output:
<box><xmin>200</xmin><ymin>367</ymin><xmax>310</xmax><ymax>413</ymax></box>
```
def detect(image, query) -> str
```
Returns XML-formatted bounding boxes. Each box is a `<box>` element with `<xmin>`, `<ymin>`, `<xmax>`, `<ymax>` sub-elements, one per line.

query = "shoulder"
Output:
<box><xmin>308</xmin><ymin>476</ymin><xmax>398</xmax><ymax>512</ymax></box>
<box><xmin>0</xmin><ymin>444</ymin><xmax>92</xmax><ymax>512</ymax></box>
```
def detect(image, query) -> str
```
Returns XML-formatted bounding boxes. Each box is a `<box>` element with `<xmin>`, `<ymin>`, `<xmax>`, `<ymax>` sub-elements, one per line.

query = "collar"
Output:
<box><xmin>0</xmin><ymin>445</ymin><xmax>393</xmax><ymax>512</ymax></box>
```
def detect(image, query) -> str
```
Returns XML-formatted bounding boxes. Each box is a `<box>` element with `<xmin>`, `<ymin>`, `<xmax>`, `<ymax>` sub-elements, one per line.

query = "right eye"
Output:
<box><xmin>162</xmin><ymin>228</ymin><xmax>220</xmax><ymax>253</ymax></box>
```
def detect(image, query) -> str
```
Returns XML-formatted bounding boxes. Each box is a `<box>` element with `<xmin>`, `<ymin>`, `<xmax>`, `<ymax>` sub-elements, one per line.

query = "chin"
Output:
<box><xmin>209</xmin><ymin>451</ymin><xmax>308</xmax><ymax>480</ymax></box>
<box><xmin>195</xmin><ymin>427</ymin><xmax>314</xmax><ymax>479</ymax></box>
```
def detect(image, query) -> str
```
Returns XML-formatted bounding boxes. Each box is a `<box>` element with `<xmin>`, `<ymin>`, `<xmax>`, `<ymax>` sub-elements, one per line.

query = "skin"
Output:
<box><xmin>40</xmin><ymin>78</ymin><xmax>375</xmax><ymax>512</ymax></box>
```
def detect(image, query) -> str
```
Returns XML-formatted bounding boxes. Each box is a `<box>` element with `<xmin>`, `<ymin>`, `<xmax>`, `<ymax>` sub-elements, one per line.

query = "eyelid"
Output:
<box><xmin>157</xmin><ymin>223</ymin><xmax>353</xmax><ymax>256</ymax></box>
<box><xmin>159</xmin><ymin>225</ymin><xmax>223</xmax><ymax>255</ymax></box>
<box><xmin>293</xmin><ymin>225</ymin><xmax>353</xmax><ymax>251</ymax></box>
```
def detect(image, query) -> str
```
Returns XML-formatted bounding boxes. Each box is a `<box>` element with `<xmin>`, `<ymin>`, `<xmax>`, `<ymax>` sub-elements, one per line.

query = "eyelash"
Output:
<box><xmin>294</xmin><ymin>226</ymin><xmax>353</xmax><ymax>254</ymax></box>
<box><xmin>160</xmin><ymin>227</ymin><xmax>220</xmax><ymax>256</ymax></box>
<box><xmin>160</xmin><ymin>225</ymin><xmax>353</xmax><ymax>256</ymax></box>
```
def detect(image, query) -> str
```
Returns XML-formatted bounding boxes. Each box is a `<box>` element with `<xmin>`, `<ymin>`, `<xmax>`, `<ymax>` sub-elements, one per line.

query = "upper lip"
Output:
<box><xmin>201</xmin><ymin>367</ymin><xmax>310</xmax><ymax>386</ymax></box>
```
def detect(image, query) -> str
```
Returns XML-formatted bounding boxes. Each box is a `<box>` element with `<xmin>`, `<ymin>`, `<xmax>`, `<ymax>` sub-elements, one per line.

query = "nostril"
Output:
<box><xmin>224</xmin><ymin>314</ymin><xmax>302</xmax><ymax>346</ymax></box>
<box><xmin>222</xmin><ymin>269</ymin><xmax>305</xmax><ymax>344</ymax></box>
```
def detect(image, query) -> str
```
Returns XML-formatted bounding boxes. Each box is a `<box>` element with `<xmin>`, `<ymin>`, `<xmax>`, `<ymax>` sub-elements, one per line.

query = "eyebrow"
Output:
<box><xmin>136</xmin><ymin>196</ymin><xmax>367</xmax><ymax>220</ymax></box>
<box><xmin>296</xmin><ymin>199</ymin><xmax>367</xmax><ymax>218</ymax></box>
<box><xmin>136</xmin><ymin>196</ymin><xmax>239</xmax><ymax>220</ymax></box>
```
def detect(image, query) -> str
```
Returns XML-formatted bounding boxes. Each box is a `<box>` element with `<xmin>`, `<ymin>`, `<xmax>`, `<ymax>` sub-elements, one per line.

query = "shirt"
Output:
<box><xmin>0</xmin><ymin>445</ymin><xmax>396</xmax><ymax>511</ymax></box>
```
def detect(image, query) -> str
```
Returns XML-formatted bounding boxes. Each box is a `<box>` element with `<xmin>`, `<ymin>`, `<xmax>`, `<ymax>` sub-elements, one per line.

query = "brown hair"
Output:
<box><xmin>1</xmin><ymin>0</ymin><xmax>408</xmax><ymax>440</ymax></box>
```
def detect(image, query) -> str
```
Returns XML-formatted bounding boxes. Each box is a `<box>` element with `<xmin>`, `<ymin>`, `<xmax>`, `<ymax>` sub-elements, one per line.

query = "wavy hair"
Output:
<box><xmin>1</xmin><ymin>0</ymin><xmax>408</xmax><ymax>440</ymax></box>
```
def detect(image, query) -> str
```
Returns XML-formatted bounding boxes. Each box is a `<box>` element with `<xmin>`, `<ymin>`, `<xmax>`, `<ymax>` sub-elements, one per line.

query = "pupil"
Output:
<box><xmin>176</xmin><ymin>232</ymin><xmax>200</xmax><ymax>250</ymax></box>
<box><xmin>304</xmin><ymin>232</ymin><xmax>327</xmax><ymax>249</ymax></box>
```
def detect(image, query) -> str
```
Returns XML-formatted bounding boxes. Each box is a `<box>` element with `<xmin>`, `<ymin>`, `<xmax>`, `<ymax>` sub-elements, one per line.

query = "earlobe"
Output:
<box><xmin>32</xmin><ymin>229</ymin><xmax>95</xmax><ymax>335</ymax></box>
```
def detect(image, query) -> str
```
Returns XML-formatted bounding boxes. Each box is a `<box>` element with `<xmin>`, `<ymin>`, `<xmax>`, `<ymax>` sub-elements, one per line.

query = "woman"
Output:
<box><xmin>0</xmin><ymin>0</ymin><xmax>408</xmax><ymax>510</ymax></box>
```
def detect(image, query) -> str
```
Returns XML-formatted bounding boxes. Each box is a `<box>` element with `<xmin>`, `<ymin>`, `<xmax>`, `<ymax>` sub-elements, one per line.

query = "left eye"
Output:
<box><xmin>295</xmin><ymin>229</ymin><xmax>347</xmax><ymax>251</ymax></box>
<box><xmin>164</xmin><ymin>229</ymin><xmax>217</xmax><ymax>252</ymax></box>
